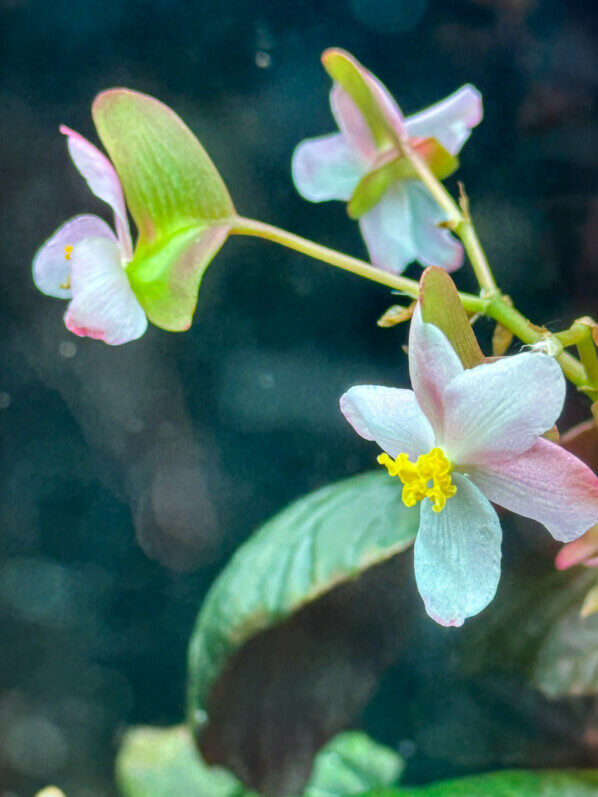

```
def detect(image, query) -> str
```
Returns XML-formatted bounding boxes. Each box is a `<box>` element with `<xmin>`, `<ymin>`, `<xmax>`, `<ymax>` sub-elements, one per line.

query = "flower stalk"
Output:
<box><xmin>231</xmin><ymin>215</ymin><xmax>592</xmax><ymax>395</ymax></box>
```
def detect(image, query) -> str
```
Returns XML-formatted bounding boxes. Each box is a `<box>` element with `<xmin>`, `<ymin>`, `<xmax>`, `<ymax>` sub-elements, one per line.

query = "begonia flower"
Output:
<box><xmin>292</xmin><ymin>53</ymin><xmax>482</xmax><ymax>274</ymax></box>
<box><xmin>33</xmin><ymin>126</ymin><xmax>147</xmax><ymax>345</ymax></box>
<box><xmin>340</xmin><ymin>307</ymin><xmax>598</xmax><ymax>626</ymax></box>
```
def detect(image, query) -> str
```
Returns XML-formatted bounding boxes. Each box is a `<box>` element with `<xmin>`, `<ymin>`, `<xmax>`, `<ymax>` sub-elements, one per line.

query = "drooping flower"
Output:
<box><xmin>292</xmin><ymin>51</ymin><xmax>482</xmax><ymax>274</ymax></box>
<box><xmin>556</xmin><ymin>525</ymin><xmax>598</xmax><ymax>570</ymax></box>
<box><xmin>32</xmin><ymin>126</ymin><xmax>147</xmax><ymax>345</ymax></box>
<box><xmin>340</xmin><ymin>306</ymin><xmax>598</xmax><ymax>626</ymax></box>
<box><xmin>555</xmin><ymin>419</ymin><xmax>598</xmax><ymax>570</ymax></box>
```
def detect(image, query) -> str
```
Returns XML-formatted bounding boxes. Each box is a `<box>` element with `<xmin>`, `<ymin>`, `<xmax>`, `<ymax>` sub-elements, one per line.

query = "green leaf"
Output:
<box><xmin>322</xmin><ymin>49</ymin><xmax>398</xmax><ymax>151</ymax></box>
<box><xmin>187</xmin><ymin>471</ymin><xmax>419</xmax><ymax>738</ymax></box>
<box><xmin>115</xmin><ymin>725</ymin><xmax>253</xmax><ymax>797</ymax></box>
<box><xmin>92</xmin><ymin>89</ymin><xmax>235</xmax><ymax>331</ymax></box>
<box><xmin>419</xmin><ymin>267</ymin><xmax>484</xmax><ymax>369</ymax></box>
<box><xmin>533</xmin><ymin>586</ymin><xmax>598</xmax><ymax>696</ymax></box>
<box><xmin>460</xmin><ymin>553</ymin><xmax>598</xmax><ymax>697</ymax></box>
<box><xmin>304</xmin><ymin>732</ymin><xmax>404</xmax><ymax>797</ymax></box>
<box><xmin>368</xmin><ymin>769</ymin><xmax>598</xmax><ymax>796</ymax></box>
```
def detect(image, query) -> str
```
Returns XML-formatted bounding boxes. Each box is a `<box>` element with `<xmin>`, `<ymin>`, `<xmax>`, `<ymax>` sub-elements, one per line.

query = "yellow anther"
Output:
<box><xmin>59</xmin><ymin>276</ymin><xmax>71</xmax><ymax>290</ymax></box>
<box><xmin>378</xmin><ymin>447</ymin><xmax>456</xmax><ymax>513</ymax></box>
<box><xmin>64</xmin><ymin>244</ymin><xmax>73</xmax><ymax>260</ymax></box>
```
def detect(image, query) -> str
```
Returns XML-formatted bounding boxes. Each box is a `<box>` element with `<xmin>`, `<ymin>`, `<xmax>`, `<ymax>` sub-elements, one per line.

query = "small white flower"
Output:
<box><xmin>340</xmin><ymin>306</ymin><xmax>598</xmax><ymax>626</ymax></box>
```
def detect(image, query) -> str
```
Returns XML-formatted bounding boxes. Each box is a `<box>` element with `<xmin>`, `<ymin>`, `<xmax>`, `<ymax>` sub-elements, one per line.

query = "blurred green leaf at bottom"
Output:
<box><xmin>368</xmin><ymin>769</ymin><xmax>598</xmax><ymax>796</ymax></box>
<box><xmin>115</xmin><ymin>725</ymin><xmax>256</xmax><ymax>797</ymax></box>
<box><xmin>304</xmin><ymin>732</ymin><xmax>404</xmax><ymax>797</ymax></box>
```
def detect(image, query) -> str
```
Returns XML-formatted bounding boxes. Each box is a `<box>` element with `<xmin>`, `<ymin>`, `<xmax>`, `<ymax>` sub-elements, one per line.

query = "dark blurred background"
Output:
<box><xmin>0</xmin><ymin>0</ymin><xmax>597</xmax><ymax>794</ymax></box>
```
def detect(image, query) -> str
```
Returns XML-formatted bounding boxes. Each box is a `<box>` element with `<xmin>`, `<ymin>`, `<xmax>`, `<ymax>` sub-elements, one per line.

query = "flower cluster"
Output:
<box><xmin>292</xmin><ymin>51</ymin><xmax>482</xmax><ymax>274</ymax></box>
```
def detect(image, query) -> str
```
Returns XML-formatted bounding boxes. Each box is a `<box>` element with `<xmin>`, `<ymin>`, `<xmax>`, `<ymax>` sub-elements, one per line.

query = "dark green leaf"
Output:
<box><xmin>187</xmin><ymin>472</ymin><xmax>419</xmax><ymax>738</ymax></box>
<box><xmin>460</xmin><ymin>551</ymin><xmax>598</xmax><ymax>697</ymax></box>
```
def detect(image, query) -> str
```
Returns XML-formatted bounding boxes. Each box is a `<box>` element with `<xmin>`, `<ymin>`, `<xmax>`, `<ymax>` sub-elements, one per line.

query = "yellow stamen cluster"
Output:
<box><xmin>378</xmin><ymin>447</ymin><xmax>457</xmax><ymax>513</ymax></box>
<box><xmin>64</xmin><ymin>244</ymin><xmax>74</xmax><ymax>260</ymax></box>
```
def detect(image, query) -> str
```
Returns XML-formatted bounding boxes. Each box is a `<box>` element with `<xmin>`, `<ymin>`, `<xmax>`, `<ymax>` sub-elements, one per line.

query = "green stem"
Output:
<box><xmin>232</xmin><ymin>216</ymin><xmax>485</xmax><ymax>312</ymax></box>
<box><xmin>576</xmin><ymin>330</ymin><xmax>598</xmax><ymax>388</ymax></box>
<box><xmin>231</xmin><ymin>216</ymin><xmax>589</xmax><ymax>392</ymax></box>
<box><xmin>397</xmin><ymin>140</ymin><xmax>497</xmax><ymax>294</ymax></box>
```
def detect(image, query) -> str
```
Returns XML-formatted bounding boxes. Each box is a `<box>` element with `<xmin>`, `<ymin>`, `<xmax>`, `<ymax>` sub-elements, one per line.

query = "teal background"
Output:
<box><xmin>0</xmin><ymin>0</ymin><xmax>596</xmax><ymax>794</ymax></box>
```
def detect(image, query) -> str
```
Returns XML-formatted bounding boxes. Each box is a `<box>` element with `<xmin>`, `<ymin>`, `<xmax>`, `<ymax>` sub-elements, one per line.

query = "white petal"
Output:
<box><xmin>440</xmin><ymin>353</ymin><xmax>565</xmax><ymax>465</ymax></box>
<box><xmin>414</xmin><ymin>473</ymin><xmax>502</xmax><ymax>627</ymax></box>
<box><xmin>291</xmin><ymin>133</ymin><xmax>366</xmax><ymax>202</ymax></box>
<box><xmin>340</xmin><ymin>385</ymin><xmax>434</xmax><ymax>460</ymax></box>
<box><xmin>407</xmin><ymin>182</ymin><xmax>464</xmax><ymax>271</ymax></box>
<box><xmin>64</xmin><ymin>237</ymin><xmax>147</xmax><ymax>346</ymax></box>
<box><xmin>32</xmin><ymin>214</ymin><xmax>117</xmax><ymax>299</ymax></box>
<box><xmin>469</xmin><ymin>439</ymin><xmax>598</xmax><ymax>542</ymax></box>
<box><xmin>408</xmin><ymin>304</ymin><xmax>463</xmax><ymax>436</ymax></box>
<box><xmin>359</xmin><ymin>183</ymin><xmax>417</xmax><ymax>273</ymax></box>
<box><xmin>405</xmin><ymin>84</ymin><xmax>483</xmax><ymax>155</ymax></box>
<box><xmin>61</xmin><ymin>126</ymin><xmax>133</xmax><ymax>260</ymax></box>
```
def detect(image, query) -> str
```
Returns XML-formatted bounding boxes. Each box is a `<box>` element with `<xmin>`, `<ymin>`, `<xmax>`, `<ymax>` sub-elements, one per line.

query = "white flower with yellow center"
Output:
<box><xmin>340</xmin><ymin>306</ymin><xmax>598</xmax><ymax>627</ymax></box>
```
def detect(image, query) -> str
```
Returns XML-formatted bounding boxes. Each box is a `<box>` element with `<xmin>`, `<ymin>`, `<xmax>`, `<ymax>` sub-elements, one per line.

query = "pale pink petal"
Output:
<box><xmin>414</xmin><ymin>473</ymin><xmax>502</xmax><ymax>627</ymax></box>
<box><xmin>60</xmin><ymin>125</ymin><xmax>133</xmax><ymax>260</ymax></box>
<box><xmin>405</xmin><ymin>84</ymin><xmax>483</xmax><ymax>155</ymax></box>
<box><xmin>406</xmin><ymin>182</ymin><xmax>464</xmax><ymax>271</ymax></box>
<box><xmin>32</xmin><ymin>214</ymin><xmax>117</xmax><ymax>299</ymax></box>
<box><xmin>358</xmin><ymin>183</ymin><xmax>417</xmax><ymax>273</ymax></box>
<box><xmin>556</xmin><ymin>525</ymin><xmax>598</xmax><ymax>570</ymax></box>
<box><xmin>291</xmin><ymin>133</ymin><xmax>366</xmax><ymax>202</ymax></box>
<box><xmin>64</xmin><ymin>236</ymin><xmax>147</xmax><ymax>346</ymax></box>
<box><xmin>340</xmin><ymin>385</ymin><xmax>434</xmax><ymax>461</ymax></box>
<box><xmin>469</xmin><ymin>439</ymin><xmax>598</xmax><ymax>542</ymax></box>
<box><xmin>408</xmin><ymin>304</ymin><xmax>463</xmax><ymax>436</ymax></box>
<box><xmin>440</xmin><ymin>353</ymin><xmax>565</xmax><ymax>465</ymax></box>
<box><xmin>330</xmin><ymin>85</ymin><xmax>377</xmax><ymax>161</ymax></box>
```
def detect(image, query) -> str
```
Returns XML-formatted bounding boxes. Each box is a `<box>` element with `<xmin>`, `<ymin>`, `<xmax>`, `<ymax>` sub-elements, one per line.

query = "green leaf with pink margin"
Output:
<box><xmin>92</xmin><ymin>89</ymin><xmax>234</xmax><ymax>331</ymax></box>
<box><xmin>186</xmin><ymin>471</ymin><xmax>419</xmax><ymax>744</ymax></box>
<box><xmin>322</xmin><ymin>48</ymin><xmax>399</xmax><ymax>150</ymax></box>
<box><xmin>419</xmin><ymin>266</ymin><xmax>484</xmax><ymax>369</ymax></box>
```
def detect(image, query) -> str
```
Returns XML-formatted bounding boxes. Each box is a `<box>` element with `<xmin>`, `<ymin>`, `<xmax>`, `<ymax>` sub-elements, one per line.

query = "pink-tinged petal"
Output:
<box><xmin>340</xmin><ymin>385</ymin><xmax>434</xmax><ymax>460</ymax></box>
<box><xmin>405</xmin><ymin>84</ymin><xmax>483</xmax><ymax>156</ymax></box>
<box><xmin>555</xmin><ymin>525</ymin><xmax>598</xmax><ymax>570</ymax></box>
<box><xmin>359</xmin><ymin>183</ymin><xmax>417</xmax><ymax>273</ymax></box>
<box><xmin>291</xmin><ymin>133</ymin><xmax>366</xmax><ymax>202</ymax></box>
<box><xmin>414</xmin><ymin>473</ymin><xmax>502</xmax><ymax>627</ymax></box>
<box><xmin>330</xmin><ymin>84</ymin><xmax>377</xmax><ymax>161</ymax></box>
<box><xmin>469</xmin><ymin>439</ymin><xmax>598</xmax><ymax>542</ymax></box>
<box><xmin>64</xmin><ymin>236</ymin><xmax>147</xmax><ymax>345</ymax></box>
<box><xmin>441</xmin><ymin>353</ymin><xmax>565</xmax><ymax>465</ymax></box>
<box><xmin>408</xmin><ymin>304</ymin><xmax>463</xmax><ymax>436</ymax></box>
<box><xmin>60</xmin><ymin>125</ymin><xmax>133</xmax><ymax>260</ymax></box>
<box><xmin>32</xmin><ymin>214</ymin><xmax>117</xmax><ymax>299</ymax></box>
<box><xmin>406</xmin><ymin>182</ymin><xmax>464</xmax><ymax>272</ymax></box>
